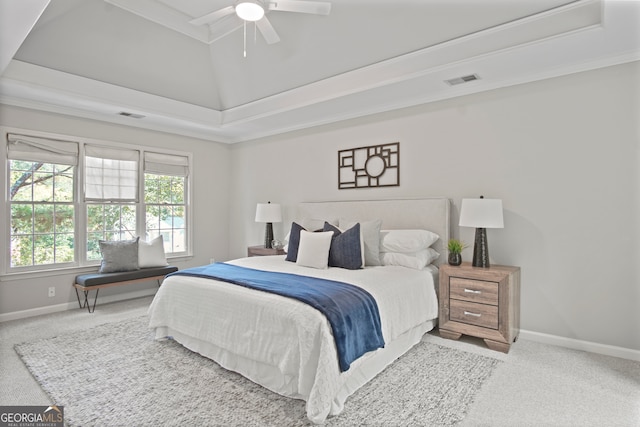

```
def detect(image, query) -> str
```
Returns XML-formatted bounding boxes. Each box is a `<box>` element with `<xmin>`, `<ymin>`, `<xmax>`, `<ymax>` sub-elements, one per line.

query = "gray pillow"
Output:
<box><xmin>99</xmin><ymin>237</ymin><xmax>140</xmax><ymax>273</ymax></box>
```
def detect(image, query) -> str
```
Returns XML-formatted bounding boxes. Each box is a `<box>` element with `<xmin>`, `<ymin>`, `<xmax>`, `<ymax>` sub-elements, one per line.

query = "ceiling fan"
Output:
<box><xmin>189</xmin><ymin>0</ymin><xmax>331</xmax><ymax>46</ymax></box>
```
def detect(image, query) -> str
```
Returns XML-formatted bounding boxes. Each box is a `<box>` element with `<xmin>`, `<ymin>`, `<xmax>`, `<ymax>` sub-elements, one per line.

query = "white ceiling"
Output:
<box><xmin>0</xmin><ymin>0</ymin><xmax>638</xmax><ymax>143</ymax></box>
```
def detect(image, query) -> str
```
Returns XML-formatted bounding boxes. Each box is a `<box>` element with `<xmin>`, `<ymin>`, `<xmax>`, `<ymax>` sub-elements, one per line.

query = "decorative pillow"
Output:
<box><xmin>285</xmin><ymin>219</ymin><xmax>335</xmax><ymax>255</ymax></box>
<box><xmin>380</xmin><ymin>229</ymin><xmax>440</xmax><ymax>253</ymax></box>
<box><xmin>285</xmin><ymin>222</ymin><xmax>305</xmax><ymax>262</ymax></box>
<box><xmin>138</xmin><ymin>235</ymin><xmax>168</xmax><ymax>268</ymax></box>
<box><xmin>323</xmin><ymin>222</ymin><xmax>363</xmax><ymax>270</ymax></box>
<box><xmin>296</xmin><ymin>230</ymin><xmax>333</xmax><ymax>269</ymax></box>
<box><xmin>301</xmin><ymin>217</ymin><xmax>338</xmax><ymax>231</ymax></box>
<box><xmin>99</xmin><ymin>237</ymin><xmax>140</xmax><ymax>273</ymax></box>
<box><xmin>339</xmin><ymin>219</ymin><xmax>382</xmax><ymax>266</ymax></box>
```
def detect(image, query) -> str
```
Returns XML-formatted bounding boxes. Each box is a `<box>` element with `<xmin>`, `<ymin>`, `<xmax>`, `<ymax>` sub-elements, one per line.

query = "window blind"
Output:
<box><xmin>7</xmin><ymin>134</ymin><xmax>79</xmax><ymax>165</ymax></box>
<box><xmin>144</xmin><ymin>152</ymin><xmax>189</xmax><ymax>177</ymax></box>
<box><xmin>84</xmin><ymin>145</ymin><xmax>139</xmax><ymax>202</ymax></box>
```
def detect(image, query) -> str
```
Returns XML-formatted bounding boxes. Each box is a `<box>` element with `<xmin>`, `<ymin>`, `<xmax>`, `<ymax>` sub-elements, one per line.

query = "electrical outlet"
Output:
<box><xmin>48</xmin><ymin>287</ymin><xmax>55</xmax><ymax>297</ymax></box>
<box><xmin>209</xmin><ymin>257</ymin><xmax>215</xmax><ymax>264</ymax></box>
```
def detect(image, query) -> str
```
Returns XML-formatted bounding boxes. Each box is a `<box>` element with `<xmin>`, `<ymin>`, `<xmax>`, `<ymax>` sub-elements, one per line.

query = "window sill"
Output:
<box><xmin>0</xmin><ymin>265</ymin><xmax>100</xmax><ymax>282</ymax></box>
<box><xmin>0</xmin><ymin>254</ymin><xmax>192</xmax><ymax>282</ymax></box>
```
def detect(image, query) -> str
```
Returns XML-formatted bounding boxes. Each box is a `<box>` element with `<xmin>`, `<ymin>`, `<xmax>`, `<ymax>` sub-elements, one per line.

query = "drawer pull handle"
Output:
<box><xmin>464</xmin><ymin>289</ymin><xmax>481</xmax><ymax>294</ymax></box>
<box><xmin>464</xmin><ymin>311</ymin><xmax>482</xmax><ymax>317</ymax></box>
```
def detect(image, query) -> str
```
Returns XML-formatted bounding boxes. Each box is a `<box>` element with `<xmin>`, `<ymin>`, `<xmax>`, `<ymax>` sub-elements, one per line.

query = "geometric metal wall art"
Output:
<box><xmin>338</xmin><ymin>142</ymin><xmax>400</xmax><ymax>189</ymax></box>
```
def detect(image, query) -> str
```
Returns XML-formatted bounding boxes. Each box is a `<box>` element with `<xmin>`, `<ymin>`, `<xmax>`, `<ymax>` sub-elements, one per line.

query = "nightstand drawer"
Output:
<box><xmin>450</xmin><ymin>300</ymin><xmax>499</xmax><ymax>329</ymax></box>
<box><xmin>450</xmin><ymin>277</ymin><xmax>498</xmax><ymax>305</ymax></box>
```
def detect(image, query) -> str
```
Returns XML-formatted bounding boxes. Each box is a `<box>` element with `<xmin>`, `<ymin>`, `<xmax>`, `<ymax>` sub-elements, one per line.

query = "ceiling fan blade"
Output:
<box><xmin>256</xmin><ymin>17</ymin><xmax>280</xmax><ymax>44</ymax></box>
<box><xmin>208</xmin><ymin>15</ymin><xmax>243</xmax><ymax>44</ymax></box>
<box><xmin>189</xmin><ymin>6</ymin><xmax>235</xmax><ymax>26</ymax></box>
<box><xmin>268</xmin><ymin>0</ymin><xmax>331</xmax><ymax>15</ymax></box>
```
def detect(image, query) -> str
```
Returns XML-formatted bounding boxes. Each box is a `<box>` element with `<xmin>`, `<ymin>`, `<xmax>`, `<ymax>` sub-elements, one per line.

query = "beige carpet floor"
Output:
<box><xmin>2</xmin><ymin>296</ymin><xmax>639</xmax><ymax>426</ymax></box>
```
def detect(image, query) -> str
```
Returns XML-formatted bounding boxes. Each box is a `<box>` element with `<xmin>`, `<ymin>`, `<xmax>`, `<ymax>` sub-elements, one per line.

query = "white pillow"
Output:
<box><xmin>339</xmin><ymin>219</ymin><xmax>382</xmax><ymax>266</ymax></box>
<box><xmin>284</xmin><ymin>218</ymin><xmax>338</xmax><ymax>253</ymax></box>
<box><xmin>381</xmin><ymin>248</ymin><xmax>440</xmax><ymax>270</ymax></box>
<box><xmin>138</xmin><ymin>236</ymin><xmax>168</xmax><ymax>268</ymax></box>
<box><xmin>380</xmin><ymin>229</ymin><xmax>440</xmax><ymax>253</ymax></box>
<box><xmin>296</xmin><ymin>230</ymin><xmax>333</xmax><ymax>269</ymax></box>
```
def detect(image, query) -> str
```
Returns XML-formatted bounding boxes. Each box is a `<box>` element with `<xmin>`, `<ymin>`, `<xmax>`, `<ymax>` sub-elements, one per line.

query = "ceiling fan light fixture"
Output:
<box><xmin>236</xmin><ymin>2</ymin><xmax>265</xmax><ymax>21</ymax></box>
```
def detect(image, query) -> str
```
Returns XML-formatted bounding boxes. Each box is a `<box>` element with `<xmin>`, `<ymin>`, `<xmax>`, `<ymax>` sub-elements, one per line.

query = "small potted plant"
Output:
<box><xmin>447</xmin><ymin>239</ymin><xmax>467</xmax><ymax>266</ymax></box>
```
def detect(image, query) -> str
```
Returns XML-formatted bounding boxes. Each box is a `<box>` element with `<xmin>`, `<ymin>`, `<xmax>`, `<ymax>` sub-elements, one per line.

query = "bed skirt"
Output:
<box><xmin>153</xmin><ymin>319</ymin><xmax>436</xmax><ymax>424</ymax></box>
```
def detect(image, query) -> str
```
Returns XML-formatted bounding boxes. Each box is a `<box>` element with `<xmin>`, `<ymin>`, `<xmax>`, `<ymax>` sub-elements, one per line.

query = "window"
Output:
<box><xmin>7</xmin><ymin>134</ymin><xmax>78</xmax><ymax>269</ymax></box>
<box><xmin>3</xmin><ymin>130</ymin><xmax>191</xmax><ymax>273</ymax></box>
<box><xmin>143</xmin><ymin>152</ymin><xmax>189</xmax><ymax>255</ymax></box>
<box><xmin>86</xmin><ymin>204</ymin><xmax>137</xmax><ymax>261</ymax></box>
<box><xmin>84</xmin><ymin>145</ymin><xmax>139</xmax><ymax>261</ymax></box>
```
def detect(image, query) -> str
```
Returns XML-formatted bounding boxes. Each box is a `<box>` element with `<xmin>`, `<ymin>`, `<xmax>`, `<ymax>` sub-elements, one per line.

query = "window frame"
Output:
<box><xmin>1</xmin><ymin>127</ymin><xmax>193</xmax><ymax>276</ymax></box>
<box><xmin>143</xmin><ymin>173</ymin><xmax>188</xmax><ymax>255</ymax></box>
<box><xmin>8</xmin><ymin>160</ymin><xmax>78</xmax><ymax>271</ymax></box>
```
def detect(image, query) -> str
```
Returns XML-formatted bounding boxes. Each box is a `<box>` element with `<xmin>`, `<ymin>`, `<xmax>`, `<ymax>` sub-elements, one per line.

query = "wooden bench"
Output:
<box><xmin>73</xmin><ymin>266</ymin><xmax>178</xmax><ymax>312</ymax></box>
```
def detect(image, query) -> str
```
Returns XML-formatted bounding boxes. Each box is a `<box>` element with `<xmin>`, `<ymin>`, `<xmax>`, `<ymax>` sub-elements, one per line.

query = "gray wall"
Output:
<box><xmin>0</xmin><ymin>105</ymin><xmax>230</xmax><ymax>315</ymax></box>
<box><xmin>1</xmin><ymin>62</ymin><xmax>637</xmax><ymax>352</ymax></box>
<box><xmin>229</xmin><ymin>61</ymin><xmax>640</xmax><ymax>351</ymax></box>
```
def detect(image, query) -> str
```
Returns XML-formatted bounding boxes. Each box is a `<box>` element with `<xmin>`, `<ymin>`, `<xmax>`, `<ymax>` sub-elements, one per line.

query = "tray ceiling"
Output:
<box><xmin>1</xmin><ymin>0</ymin><xmax>638</xmax><ymax>143</ymax></box>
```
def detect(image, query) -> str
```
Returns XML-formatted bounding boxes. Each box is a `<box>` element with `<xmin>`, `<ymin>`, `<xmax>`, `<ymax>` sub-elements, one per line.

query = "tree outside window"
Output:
<box><xmin>86</xmin><ymin>204</ymin><xmax>137</xmax><ymax>261</ymax></box>
<box><xmin>9</xmin><ymin>161</ymin><xmax>75</xmax><ymax>267</ymax></box>
<box><xmin>144</xmin><ymin>174</ymin><xmax>186</xmax><ymax>254</ymax></box>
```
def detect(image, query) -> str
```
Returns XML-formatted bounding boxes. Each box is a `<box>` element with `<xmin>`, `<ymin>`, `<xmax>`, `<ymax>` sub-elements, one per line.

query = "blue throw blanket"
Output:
<box><xmin>169</xmin><ymin>263</ymin><xmax>385</xmax><ymax>372</ymax></box>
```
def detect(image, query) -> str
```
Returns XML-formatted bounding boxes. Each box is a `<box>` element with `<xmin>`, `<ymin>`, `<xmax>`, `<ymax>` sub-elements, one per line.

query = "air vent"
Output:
<box><xmin>445</xmin><ymin>74</ymin><xmax>480</xmax><ymax>86</ymax></box>
<box><xmin>118</xmin><ymin>111</ymin><xmax>145</xmax><ymax>119</ymax></box>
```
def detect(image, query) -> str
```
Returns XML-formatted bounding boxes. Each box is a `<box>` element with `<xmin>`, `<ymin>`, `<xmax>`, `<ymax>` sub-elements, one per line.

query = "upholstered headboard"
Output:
<box><xmin>297</xmin><ymin>198</ymin><xmax>451</xmax><ymax>266</ymax></box>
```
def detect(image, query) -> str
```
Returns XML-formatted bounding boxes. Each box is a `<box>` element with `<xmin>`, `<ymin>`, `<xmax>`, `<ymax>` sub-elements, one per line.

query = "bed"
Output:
<box><xmin>148</xmin><ymin>198</ymin><xmax>450</xmax><ymax>424</ymax></box>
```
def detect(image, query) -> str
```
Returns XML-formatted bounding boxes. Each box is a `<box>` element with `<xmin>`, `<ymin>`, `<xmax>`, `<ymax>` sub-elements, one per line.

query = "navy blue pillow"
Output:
<box><xmin>285</xmin><ymin>222</ymin><xmax>305</xmax><ymax>262</ymax></box>
<box><xmin>323</xmin><ymin>222</ymin><xmax>363</xmax><ymax>270</ymax></box>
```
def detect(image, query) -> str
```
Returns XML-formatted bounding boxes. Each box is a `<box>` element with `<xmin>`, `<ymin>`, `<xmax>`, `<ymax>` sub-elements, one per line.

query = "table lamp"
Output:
<box><xmin>255</xmin><ymin>201</ymin><xmax>282</xmax><ymax>248</ymax></box>
<box><xmin>459</xmin><ymin>196</ymin><xmax>504</xmax><ymax>268</ymax></box>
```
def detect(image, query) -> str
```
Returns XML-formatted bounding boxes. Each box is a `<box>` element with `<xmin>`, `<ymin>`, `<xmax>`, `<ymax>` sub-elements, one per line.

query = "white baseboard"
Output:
<box><xmin>0</xmin><ymin>288</ymin><xmax>157</xmax><ymax>322</ymax></box>
<box><xmin>520</xmin><ymin>329</ymin><xmax>640</xmax><ymax>362</ymax></box>
<box><xmin>2</xmin><ymin>296</ymin><xmax>638</xmax><ymax>362</ymax></box>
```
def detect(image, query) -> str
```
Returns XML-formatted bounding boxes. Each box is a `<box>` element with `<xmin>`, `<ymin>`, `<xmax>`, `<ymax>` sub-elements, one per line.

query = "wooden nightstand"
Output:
<box><xmin>247</xmin><ymin>245</ymin><xmax>286</xmax><ymax>257</ymax></box>
<box><xmin>439</xmin><ymin>262</ymin><xmax>520</xmax><ymax>353</ymax></box>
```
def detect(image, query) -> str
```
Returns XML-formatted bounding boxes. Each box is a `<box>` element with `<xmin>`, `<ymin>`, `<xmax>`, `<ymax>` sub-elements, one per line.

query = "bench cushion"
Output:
<box><xmin>75</xmin><ymin>266</ymin><xmax>178</xmax><ymax>287</ymax></box>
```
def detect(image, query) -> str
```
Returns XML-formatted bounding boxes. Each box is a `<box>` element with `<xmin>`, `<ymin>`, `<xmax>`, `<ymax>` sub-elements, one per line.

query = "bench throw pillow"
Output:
<box><xmin>138</xmin><ymin>235</ymin><xmax>168</xmax><ymax>268</ymax></box>
<box><xmin>99</xmin><ymin>237</ymin><xmax>140</xmax><ymax>273</ymax></box>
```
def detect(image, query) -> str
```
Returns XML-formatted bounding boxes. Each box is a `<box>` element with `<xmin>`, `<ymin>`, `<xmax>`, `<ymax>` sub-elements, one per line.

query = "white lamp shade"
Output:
<box><xmin>255</xmin><ymin>203</ymin><xmax>282</xmax><ymax>223</ymax></box>
<box><xmin>459</xmin><ymin>198</ymin><xmax>504</xmax><ymax>228</ymax></box>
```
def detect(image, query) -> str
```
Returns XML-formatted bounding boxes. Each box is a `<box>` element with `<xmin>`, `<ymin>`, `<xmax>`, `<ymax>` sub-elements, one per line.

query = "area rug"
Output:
<box><xmin>15</xmin><ymin>316</ymin><xmax>500</xmax><ymax>426</ymax></box>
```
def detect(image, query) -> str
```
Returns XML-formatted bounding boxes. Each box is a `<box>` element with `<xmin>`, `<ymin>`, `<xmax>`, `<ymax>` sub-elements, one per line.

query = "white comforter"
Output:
<box><xmin>148</xmin><ymin>256</ymin><xmax>438</xmax><ymax>423</ymax></box>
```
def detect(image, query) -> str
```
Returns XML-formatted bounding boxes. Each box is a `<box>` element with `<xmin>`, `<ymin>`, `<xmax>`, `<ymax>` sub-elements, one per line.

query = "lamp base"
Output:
<box><xmin>472</xmin><ymin>227</ymin><xmax>490</xmax><ymax>268</ymax></box>
<box><xmin>264</xmin><ymin>222</ymin><xmax>274</xmax><ymax>248</ymax></box>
